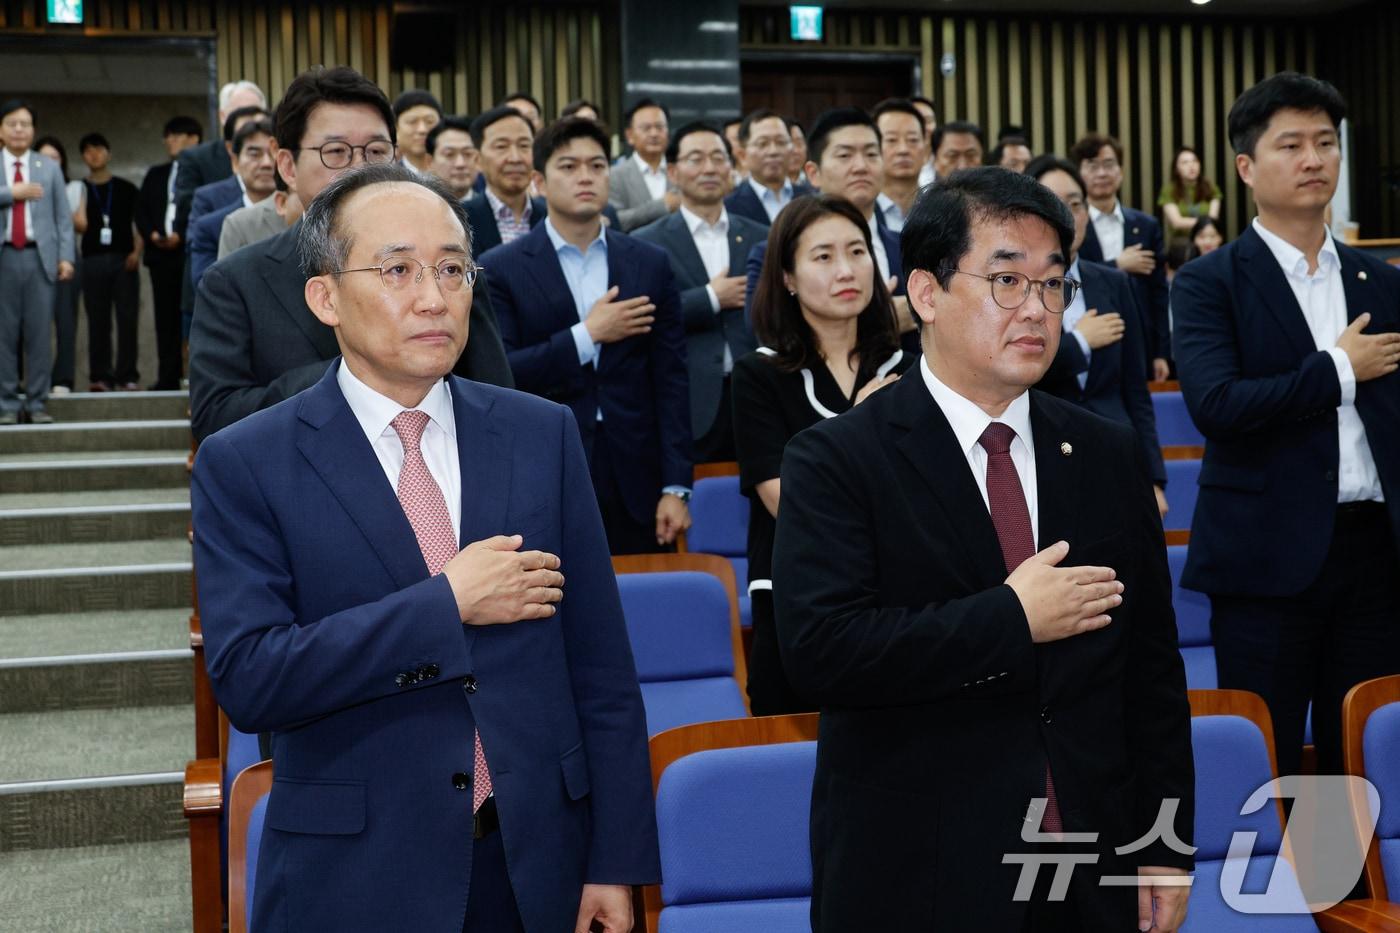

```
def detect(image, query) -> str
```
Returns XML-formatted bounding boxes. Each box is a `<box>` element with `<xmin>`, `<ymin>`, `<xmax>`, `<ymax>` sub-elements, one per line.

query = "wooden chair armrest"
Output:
<box><xmin>183</xmin><ymin>757</ymin><xmax>222</xmax><ymax>817</ymax></box>
<box><xmin>185</xmin><ymin>757</ymin><xmax>226</xmax><ymax>933</ymax></box>
<box><xmin>1316</xmin><ymin>899</ymin><xmax>1400</xmax><ymax>932</ymax></box>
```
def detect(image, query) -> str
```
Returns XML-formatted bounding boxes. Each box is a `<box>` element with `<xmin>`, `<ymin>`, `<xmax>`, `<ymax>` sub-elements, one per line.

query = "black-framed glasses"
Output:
<box><xmin>949</xmin><ymin>269</ymin><xmax>1079</xmax><ymax>314</ymax></box>
<box><xmin>331</xmin><ymin>257</ymin><xmax>482</xmax><ymax>293</ymax></box>
<box><xmin>299</xmin><ymin>140</ymin><xmax>397</xmax><ymax>169</ymax></box>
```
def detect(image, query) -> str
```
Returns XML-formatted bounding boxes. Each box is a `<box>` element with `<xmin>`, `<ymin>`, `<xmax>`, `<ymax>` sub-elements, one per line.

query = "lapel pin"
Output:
<box><xmin>1132</xmin><ymin>227</ymin><xmax>1140</xmax><ymax>235</ymax></box>
<box><xmin>736</xmin><ymin>235</ymin><xmax>743</xmax><ymax>243</ymax></box>
<box><xmin>1060</xmin><ymin>442</ymin><xmax>1073</xmax><ymax>456</ymax></box>
<box><xmin>1359</xmin><ymin>271</ymin><xmax>1368</xmax><ymax>281</ymax></box>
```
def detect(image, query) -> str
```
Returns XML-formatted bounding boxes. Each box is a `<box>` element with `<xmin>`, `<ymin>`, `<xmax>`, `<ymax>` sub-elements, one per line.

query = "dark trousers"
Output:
<box><xmin>590</xmin><ymin>420</ymin><xmax>663</xmax><ymax>556</ymax></box>
<box><xmin>148</xmin><ymin>257</ymin><xmax>184</xmax><ymax>388</ymax></box>
<box><xmin>51</xmin><ymin>254</ymin><xmax>80</xmax><ymax>389</ymax></box>
<box><xmin>1210</xmin><ymin>503</ymin><xmax>1400</xmax><ymax>777</ymax></box>
<box><xmin>0</xmin><ymin>245</ymin><xmax>54</xmax><ymax>413</ymax></box>
<box><xmin>461</xmin><ymin>826</ymin><xmax>525</xmax><ymax>933</ymax></box>
<box><xmin>82</xmin><ymin>252</ymin><xmax>140</xmax><ymax>386</ymax></box>
<box><xmin>694</xmin><ymin>374</ymin><xmax>736</xmax><ymax>464</ymax></box>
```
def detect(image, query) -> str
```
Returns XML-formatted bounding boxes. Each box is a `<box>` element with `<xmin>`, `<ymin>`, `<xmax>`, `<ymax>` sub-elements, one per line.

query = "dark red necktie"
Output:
<box><xmin>10</xmin><ymin>160</ymin><xmax>25</xmax><ymax>248</ymax></box>
<box><xmin>978</xmin><ymin>422</ymin><xmax>1062</xmax><ymax>833</ymax></box>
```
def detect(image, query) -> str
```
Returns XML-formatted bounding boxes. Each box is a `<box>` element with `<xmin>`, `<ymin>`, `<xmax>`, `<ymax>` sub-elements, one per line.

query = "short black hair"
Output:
<box><xmin>232</xmin><ymin>119</ymin><xmax>274</xmax><ymax>156</ymax></box>
<box><xmin>901</xmin><ymin>167</ymin><xmax>1074</xmax><ymax>292</ymax></box>
<box><xmin>533</xmin><ymin>116</ymin><xmax>610</xmax><ymax>173</ymax></box>
<box><xmin>665</xmin><ymin>121</ymin><xmax>731</xmax><ymax>165</ymax></box>
<box><xmin>392</xmin><ymin>89</ymin><xmax>442</xmax><ymax>120</ymax></box>
<box><xmin>1227</xmin><ymin>71</ymin><xmax>1346</xmax><ymax>157</ymax></box>
<box><xmin>469</xmin><ymin>106</ymin><xmax>533</xmax><ymax>149</ymax></box>
<box><xmin>871</xmin><ymin>98</ymin><xmax>925</xmax><ymax>130</ymax></box>
<box><xmin>78</xmin><ymin>132</ymin><xmax>110</xmax><ymax>152</ymax></box>
<box><xmin>559</xmin><ymin>99</ymin><xmax>598</xmax><ymax>120</ymax></box>
<box><xmin>163</xmin><ymin>116</ymin><xmax>203</xmax><ymax>141</ymax></box>
<box><xmin>1025</xmin><ymin>153</ymin><xmax>1087</xmax><ymax>198</ymax></box>
<box><xmin>931</xmin><ymin>120</ymin><xmax>985</xmax><ymax>155</ymax></box>
<box><xmin>274</xmin><ymin>66</ymin><xmax>396</xmax><ymax>152</ymax></box>
<box><xmin>222</xmin><ymin>105</ymin><xmax>269</xmax><ymax>143</ymax></box>
<box><xmin>32</xmin><ymin>135</ymin><xmax>68</xmax><ymax>180</ymax></box>
<box><xmin>499</xmin><ymin>92</ymin><xmax>541</xmax><ymax>114</ymax></box>
<box><xmin>806</xmin><ymin>108</ymin><xmax>880</xmax><ymax>165</ymax></box>
<box><xmin>998</xmin><ymin>125</ymin><xmax>1027</xmax><ymax>142</ymax></box>
<box><xmin>623</xmin><ymin>97</ymin><xmax>669</xmax><ymax>129</ymax></box>
<box><xmin>1069</xmin><ymin>133</ymin><xmax>1122</xmax><ymax>166</ymax></box>
<box><xmin>738</xmin><ymin>108</ymin><xmax>787</xmax><ymax>145</ymax></box>
<box><xmin>990</xmin><ymin>136</ymin><xmax>1032</xmax><ymax>166</ymax></box>
<box><xmin>426</xmin><ymin>116</ymin><xmax>474</xmax><ymax>156</ymax></box>
<box><xmin>0</xmin><ymin>99</ymin><xmax>31</xmax><ymax>124</ymax></box>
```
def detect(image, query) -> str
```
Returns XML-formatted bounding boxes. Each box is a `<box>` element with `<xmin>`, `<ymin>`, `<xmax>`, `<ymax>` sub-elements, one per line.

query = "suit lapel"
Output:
<box><xmin>1079</xmin><ymin>220</ymin><xmax>1104</xmax><ymax>263</ymax></box>
<box><xmin>1029</xmin><ymin>393</ymin><xmax>1081</xmax><ymax>551</ymax></box>
<box><xmin>728</xmin><ymin>222</ymin><xmax>755</xmax><ymax>276</ymax></box>
<box><xmin>663</xmin><ymin>214</ymin><xmax>709</xmax><ymax>285</ymax></box>
<box><xmin>1236</xmin><ymin>226</ymin><xmax>1318</xmax><ymax>358</ymax></box>
<box><xmin>1337</xmin><ymin>243</ymin><xmax>1372</xmax><ymax>326</ymax></box>
<box><xmin>448</xmin><ymin>379</ymin><xmax>510</xmax><ymax>549</ymax></box>
<box><xmin>262</xmin><ymin>223</ymin><xmax>341</xmax><ymax>359</ymax></box>
<box><xmin>295</xmin><ymin>364</ymin><xmax>429</xmax><ymax>589</ymax></box>
<box><xmin>519</xmin><ymin>225</ymin><xmax>578</xmax><ymax>335</ymax></box>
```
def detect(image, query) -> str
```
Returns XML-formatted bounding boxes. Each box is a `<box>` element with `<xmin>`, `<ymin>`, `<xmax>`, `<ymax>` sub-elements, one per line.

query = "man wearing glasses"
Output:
<box><xmin>192</xmin><ymin>162</ymin><xmax>658</xmax><ymax>932</ymax></box>
<box><xmin>772</xmin><ymin>167</ymin><xmax>1194</xmax><ymax>932</ymax></box>
<box><xmin>189</xmin><ymin>65</ymin><xmax>512</xmax><ymax>443</ymax></box>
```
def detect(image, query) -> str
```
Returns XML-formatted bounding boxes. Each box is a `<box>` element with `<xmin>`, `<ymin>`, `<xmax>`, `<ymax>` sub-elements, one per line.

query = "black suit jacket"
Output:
<box><xmin>173</xmin><ymin>138</ymin><xmax>232</xmax><ymax>238</ymax></box>
<box><xmin>1172</xmin><ymin>225</ymin><xmax>1400</xmax><ymax>597</ymax></box>
<box><xmin>1039</xmin><ymin>261</ymin><xmax>1165</xmax><ymax>485</ymax></box>
<box><xmin>463</xmin><ymin>194</ymin><xmax>547</xmax><ymax>255</ymax></box>
<box><xmin>481</xmin><ymin>222</ymin><xmax>692</xmax><ymax>525</ymax></box>
<box><xmin>723</xmin><ymin>178</ymin><xmax>814</xmax><ymax>227</ymax></box>
<box><xmin>135</xmin><ymin>161</ymin><xmax>182</xmax><ymax>268</ymax></box>
<box><xmin>188</xmin><ymin>222</ymin><xmax>513</xmax><ymax>442</ymax></box>
<box><xmin>1080</xmin><ymin>204</ymin><xmax>1170</xmax><ymax>364</ymax></box>
<box><xmin>773</xmin><ymin>374</ymin><xmax>1193</xmax><ymax>931</ymax></box>
<box><xmin>632</xmin><ymin>210</ymin><xmax>764</xmax><ymax>437</ymax></box>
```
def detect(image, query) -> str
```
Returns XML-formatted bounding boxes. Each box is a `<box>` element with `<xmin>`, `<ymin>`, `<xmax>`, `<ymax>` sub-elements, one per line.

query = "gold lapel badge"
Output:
<box><xmin>1060</xmin><ymin>442</ymin><xmax>1073</xmax><ymax>456</ymax></box>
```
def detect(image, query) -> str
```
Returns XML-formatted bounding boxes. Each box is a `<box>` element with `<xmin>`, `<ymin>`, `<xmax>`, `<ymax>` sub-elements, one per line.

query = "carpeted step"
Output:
<box><xmin>0</xmin><ymin>420</ymin><xmax>191</xmax><ymax>455</ymax></box>
<box><xmin>44</xmin><ymin>390</ymin><xmax>189</xmax><ymax>423</ymax></box>
<box><xmin>0</xmin><ymin>539</ymin><xmax>193</xmax><ymax>616</ymax></box>
<box><xmin>0</xmin><ymin>650</ymin><xmax>193</xmax><ymax>713</ymax></box>
<box><xmin>0</xmin><ymin>608</ymin><xmax>189</xmax><ymax>660</ymax></box>
<box><xmin>0</xmin><ymin>451</ymin><xmax>189</xmax><ymax>495</ymax></box>
<box><xmin>0</xmin><ymin>839</ymin><xmax>190</xmax><ymax>931</ymax></box>
<box><xmin>0</xmin><ymin>489</ymin><xmax>189</xmax><ymax>546</ymax></box>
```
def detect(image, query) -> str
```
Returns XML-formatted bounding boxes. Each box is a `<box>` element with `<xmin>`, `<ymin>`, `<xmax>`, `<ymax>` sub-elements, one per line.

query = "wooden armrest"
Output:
<box><xmin>1317</xmin><ymin>899</ymin><xmax>1400</xmax><ymax>932</ymax></box>
<box><xmin>183</xmin><ymin>757</ymin><xmax>222</xmax><ymax>817</ymax></box>
<box><xmin>185</xmin><ymin>757</ymin><xmax>226</xmax><ymax>933</ymax></box>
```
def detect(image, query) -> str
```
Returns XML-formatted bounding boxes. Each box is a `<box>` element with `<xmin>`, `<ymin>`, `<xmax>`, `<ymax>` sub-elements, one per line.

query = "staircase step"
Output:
<box><xmin>0</xmin><ymin>451</ymin><xmax>189</xmax><ymax>494</ymax></box>
<box><xmin>0</xmin><ymin>491</ymin><xmax>189</xmax><ymax>546</ymax></box>
<box><xmin>44</xmin><ymin>390</ymin><xmax>189</xmax><ymax>422</ymax></box>
<box><xmin>0</xmin><ymin>420</ymin><xmax>191</xmax><ymax>455</ymax></box>
<box><xmin>0</xmin><ymin>539</ymin><xmax>191</xmax><ymax>573</ymax></box>
<box><xmin>0</xmin><ymin>650</ymin><xmax>193</xmax><ymax>713</ymax></box>
<box><xmin>0</xmin><ymin>609</ymin><xmax>190</xmax><ymax>660</ymax></box>
<box><xmin>0</xmin><ymin>839</ymin><xmax>190</xmax><ymax>931</ymax></box>
<box><xmin>0</xmin><ymin>552</ymin><xmax>192</xmax><ymax>618</ymax></box>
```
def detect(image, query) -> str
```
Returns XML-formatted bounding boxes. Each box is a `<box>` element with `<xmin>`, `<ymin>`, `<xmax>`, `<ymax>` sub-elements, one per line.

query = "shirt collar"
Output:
<box><xmin>1088</xmin><ymin>200</ymin><xmax>1124</xmax><ymax>225</ymax></box>
<box><xmin>544</xmin><ymin>215</ymin><xmax>607</xmax><ymax>256</ymax></box>
<box><xmin>919</xmin><ymin>357</ymin><xmax>1032</xmax><ymax>460</ymax></box>
<box><xmin>633</xmin><ymin>151</ymin><xmax>666</xmax><ymax>177</ymax></box>
<box><xmin>4</xmin><ymin>149</ymin><xmax>29</xmax><ymax>172</ymax></box>
<box><xmin>749</xmin><ymin>176</ymin><xmax>792</xmax><ymax>204</ymax></box>
<box><xmin>1251</xmin><ymin>217</ymin><xmax>1339</xmax><ymax>278</ymax></box>
<box><xmin>680</xmin><ymin>204</ymin><xmax>728</xmax><ymax>236</ymax></box>
<box><xmin>486</xmin><ymin>186</ymin><xmax>531</xmax><ymax>222</ymax></box>
<box><xmin>337</xmin><ymin>360</ymin><xmax>456</xmax><ymax>449</ymax></box>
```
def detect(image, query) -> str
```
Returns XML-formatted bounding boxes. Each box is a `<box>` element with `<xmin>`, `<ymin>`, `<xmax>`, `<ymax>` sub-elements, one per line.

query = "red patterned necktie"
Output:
<box><xmin>10</xmin><ymin>160</ymin><xmax>25</xmax><ymax>248</ymax></box>
<box><xmin>391</xmin><ymin>409</ymin><xmax>493</xmax><ymax>814</ymax></box>
<box><xmin>978</xmin><ymin>422</ymin><xmax>1062</xmax><ymax>833</ymax></box>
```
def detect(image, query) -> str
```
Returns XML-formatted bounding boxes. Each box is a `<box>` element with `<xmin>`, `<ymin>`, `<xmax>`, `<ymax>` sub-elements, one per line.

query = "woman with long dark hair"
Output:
<box><xmin>1158</xmin><ymin>145</ymin><xmax>1221</xmax><ymax>264</ymax></box>
<box><xmin>732</xmin><ymin>193</ymin><xmax>916</xmax><ymax>714</ymax></box>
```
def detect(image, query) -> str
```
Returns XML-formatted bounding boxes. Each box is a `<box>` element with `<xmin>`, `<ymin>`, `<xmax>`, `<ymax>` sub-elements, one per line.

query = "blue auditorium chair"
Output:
<box><xmin>1153</xmin><ymin>391</ymin><xmax>1205</xmax><ymax>447</ymax></box>
<box><xmin>1163</xmin><ymin>459</ymin><xmax>1200</xmax><ymax>531</ymax></box>
<box><xmin>684</xmin><ymin>475</ymin><xmax>752</xmax><ymax>631</ymax></box>
<box><xmin>645</xmin><ymin>714</ymin><xmax>820</xmax><ymax>933</ymax></box>
<box><xmin>1343</xmin><ymin>676</ymin><xmax>1400</xmax><ymax>904</ymax></box>
<box><xmin>227</xmin><ymin>759</ymin><xmax>272</xmax><ymax>933</ymax></box>
<box><xmin>1167</xmin><ymin>545</ymin><xmax>1216</xmax><ymax>688</ymax></box>
<box><xmin>615</xmin><ymin>570</ymin><xmax>749</xmax><ymax>735</ymax></box>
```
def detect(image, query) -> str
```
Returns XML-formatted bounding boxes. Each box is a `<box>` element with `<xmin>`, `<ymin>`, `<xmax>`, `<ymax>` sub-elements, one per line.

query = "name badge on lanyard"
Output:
<box><xmin>92</xmin><ymin>180</ymin><xmax>114</xmax><ymax>246</ymax></box>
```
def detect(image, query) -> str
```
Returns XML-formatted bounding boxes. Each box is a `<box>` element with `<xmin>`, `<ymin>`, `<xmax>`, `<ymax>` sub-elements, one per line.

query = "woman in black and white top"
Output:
<box><xmin>733</xmin><ymin>193</ymin><xmax>916</xmax><ymax>715</ymax></box>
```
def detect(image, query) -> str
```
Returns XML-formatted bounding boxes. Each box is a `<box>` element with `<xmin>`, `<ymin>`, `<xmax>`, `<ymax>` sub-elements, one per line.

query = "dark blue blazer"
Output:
<box><xmin>632</xmin><ymin>209</ymin><xmax>765</xmax><ymax>438</ymax></box>
<box><xmin>724</xmin><ymin>178</ymin><xmax>813</xmax><ymax>227</ymax></box>
<box><xmin>191</xmin><ymin>364</ymin><xmax>660</xmax><ymax>932</ymax></box>
<box><xmin>481</xmin><ymin>223</ymin><xmax>693</xmax><ymax>524</ymax></box>
<box><xmin>464</xmin><ymin>193</ymin><xmax>547</xmax><ymax>255</ymax></box>
<box><xmin>1080</xmin><ymin>204</ymin><xmax>1170</xmax><ymax>364</ymax></box>
<box><xmin>188</xmin><ymin>197</ymin><xmax>242</xmax><ymax>291</ymax></box>
<box><xmin>1038</xmin><ymin>260</ymin><xmax>1166</xmax><ymax>486</ymax></box>
<box><xmin>1172</xmin><ymin>225</ymin><xmax>1400</xmax><ymax>596</ymax></box>
<box><xmin>183</xmin><ymin>175</ymin><xmax>245</xmax><ymax>312</ymax></box>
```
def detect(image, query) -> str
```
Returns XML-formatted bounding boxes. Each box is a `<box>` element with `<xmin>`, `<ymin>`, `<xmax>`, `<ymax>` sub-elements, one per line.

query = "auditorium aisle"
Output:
<box><xmin>0</xmin><ymin>391</ymin><xmax>194</xmax><ymax>931</ymax></box>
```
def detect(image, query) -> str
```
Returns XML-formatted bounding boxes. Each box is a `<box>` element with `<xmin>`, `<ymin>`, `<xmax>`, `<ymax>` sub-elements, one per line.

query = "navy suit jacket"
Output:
<box><xmin>481</xmin><ymin>222</ymin><xmax>693</xmax><ymax>524</ymax></box>
<box><xmin>191</xmin><ymin>364</ymin><xmax>660</xmax><ymax>932</ymax></box>
<box><xmin>464</xmin><ymin>193</ymin><xmax>547</xmax><ymax>255</ymax></box>
<box><xmin>1173</xmin><ymin>225</ymin><xmax>1400</xmax><ymax>596</ymax></box>
<box><xmin>723</xmin><ymin>178</ymin><xmax>814</xmax><ymax>227</ymax></box>
<box><xmin>1080</xmin><ymin>204</ymin><xmax>1170</xmax><ymax>364</ymax></box>
<box><xmin>173</xmin><ymin>138</ymin><xmax>232</xmax><ymax>238</ymax></box>
<box><xmin>1039</xmin><ymin>261</ymin><xmax>1165</xmax><ymax>485</ymax></box>
<box><xmin>632</xmin><ymin>210</ymin><xmax>764</xmax><ymax>438</ymax></box>
<box><xmin>183</xmin><ymin>176</ymin><xmax>245</xmax><ymax>312</ymax></box>
<box><xmin>188</xmin><ymin>197</ymin><xmax>242</xmax><ymax>290</ymax></box>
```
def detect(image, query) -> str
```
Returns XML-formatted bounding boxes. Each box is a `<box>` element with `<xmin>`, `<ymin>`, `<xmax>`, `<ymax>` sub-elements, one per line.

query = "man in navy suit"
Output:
<box><xmin>192</xmin><ymin>163</ymin><xmax>659</xmax><ymax>933</ymax></box>
<box><xmin>635</xmin><ymin>122</ymin><xmax>765</xmax><ymax>462</ymax></box>
<box><xmin>1174</xmin><ymin>72</ymin><xmax>1400</xmax><ymax>778</ymax></box>
<box><xmin>464</xmin><ymin>106</ymin><xmax>547</xmax><ymax>254</ymax></box>
<box><xmin>1072</xmin><ymin>133</ymin><xmax>1171</xmax><ymax>381</ymax></box>
<box><xmin>482</xmin><ymin>117</ymin><xmax>693</xmax><ymax>555</ymax></box>
<box><xmin>188</xmin><ymin>119</ymin><xmax>275</xmax><ymax>290</ymax></box>
<box><xmin>724</xmin><ymin>108</ymin><xmax>809</xmax><ymax>226</ymax></box>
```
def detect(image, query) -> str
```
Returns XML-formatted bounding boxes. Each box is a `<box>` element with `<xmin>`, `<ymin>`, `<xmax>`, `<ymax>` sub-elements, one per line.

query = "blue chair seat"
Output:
<box><xmin>1167</xmin><ymin>545</ymin><xmax>1215</xmax><ymax>688</ymax></box>
<box><xmin>661</xmin><ymin>898</ymin><xmax>811</xmax><ymax>933</ymax></box>
<box><xmin>1153</xmin><ymin>391</ymin><xmax>1205</xmax><ymax>447</ymax></box>
<box><xmin>641</xmin><ymin>679</ymin><xmax>748</xmax><ymax>737</ymax></box>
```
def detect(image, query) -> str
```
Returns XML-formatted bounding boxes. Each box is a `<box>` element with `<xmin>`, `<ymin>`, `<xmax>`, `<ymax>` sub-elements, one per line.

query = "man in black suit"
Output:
<box><xmin>463</xmin><ymin>106</ymin><xmax>547</xmax><ymax>254</ymax></box>
<box><xmin>773</xmin><ymin>168</ymin><xmax>1193</xmax><ymax>932</ymax></box>
<box><xmin>189</xmin><ymin>66</ymin><xmax>511</xmax><ymax>443</ymax></box>
<box><xmin>173</xmin><ymin>81</ymin><xmax>265</xmax><ymax>243</ymax></box>
<box><xmin>1174</xmin><ymin>73</ymin><xmax>1400</xmax><ymax>779</ymax></box>
<box><xmin>1072</xmin><ymin>133</ymin><xmax>1171</xmax><ymax>381</ymax></box>
<box><xmin>634</xmin><ymin>122</ymin><xmax>764</xmax><ymax>463</ymax></box>
<box><xmin>136</xmin><ymin>115</ymin><xmax>202</xmax><ymax>389</ymax></box>
<box><xmin>481</xmin><ymin>117</ymin><xmax>692</xmax><ymax>554</ymax></box>
<box><xmin>723</xmin><ymin>108</ymin><xmax>805</xmax><ymax>226</ymax></box>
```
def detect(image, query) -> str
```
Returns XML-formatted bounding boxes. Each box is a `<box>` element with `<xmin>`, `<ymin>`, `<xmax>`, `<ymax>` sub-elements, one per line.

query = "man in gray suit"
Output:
<box><xmin>609</xmin><ymin>98</ymin><xmax>678</xmax><ymax>232</ymax></box>
<box><xmin>217</xmin><ymin>175</ymin><xmax>299</xmax><ymax>261</ymax></box>
<box><xmin>1</xmin><ymin>100</ymin><xmax>74</xmax><ymax>424</ymax></box>
<box><xmin>634</xmin><ymin>122</ymin><xmax>762</xmax><ymax>462</ymax></box>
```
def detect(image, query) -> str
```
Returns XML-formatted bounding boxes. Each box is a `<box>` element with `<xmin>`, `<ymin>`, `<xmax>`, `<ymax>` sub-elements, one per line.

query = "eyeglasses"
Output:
<box><xmin>300</xmin><ymin>140</ymin><xmax>397</xmax><ymax>169</ymax></box>
<box><xmin>1081</xmin><ymin>158</ymin><xmax>1120</xmax><ymax>175</ymax></box>
<box><xmin>949</xmin><ymin>269</ymin><xmax>1079</xmax><ymax>314</ymax></box>
<box><xmin>331</xmin><ymin>257</ymin><xmax>482</xmax><ymax>293</ymax></box>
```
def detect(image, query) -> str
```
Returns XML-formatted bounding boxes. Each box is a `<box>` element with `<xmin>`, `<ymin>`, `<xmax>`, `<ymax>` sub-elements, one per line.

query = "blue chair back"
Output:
<box><xmin>1363</xmin><ymin>702</ymin><xmax>1400</xmax><ymax>897</ymax></box>
<box><xmin>616</xmin><ymin>571</ymin><xmax>747</xmax><ymax>735</ymax></box>
<box><xmin>687</xmin><ymin>476</ymin><xmax>752</xmax><ymax>628</ymax></box>
<box><xmin>1163</xmin><ymin>459</ymin><xmax>1201</xmax><ymax>531</ymax></box>
<box><xmin>1167</xmin><ymin>545</ymin><xmax>1215</xmax><ymax>688</ymax></box>
<box><xmin>1153</xmin><ymin>391</ymin><xmax>1205</xmax><ymax>447</ymax></box>
<box><xmin>656</xmin><ymin>741</ymin><xmax>816</xmax><ymax>933</ymax></box>
<box><xmin>228</xmin><ymin>759</ymin><xmax>273</xmax><ymax>933</ymax></box>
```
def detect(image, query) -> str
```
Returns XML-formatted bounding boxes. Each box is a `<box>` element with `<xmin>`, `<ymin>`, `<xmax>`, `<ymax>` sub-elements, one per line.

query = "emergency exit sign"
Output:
<box><xmin>791</xmin><ymin>6</ymin><xmax>823</xmax><ymax>41</ymax></box>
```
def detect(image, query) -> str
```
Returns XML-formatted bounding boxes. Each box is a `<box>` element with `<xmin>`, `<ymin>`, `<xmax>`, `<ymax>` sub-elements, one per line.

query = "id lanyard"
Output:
<box><xmin>89</xmin><ymin>180</ymin><xmax>114</xmax><ymax>246</ymax></box>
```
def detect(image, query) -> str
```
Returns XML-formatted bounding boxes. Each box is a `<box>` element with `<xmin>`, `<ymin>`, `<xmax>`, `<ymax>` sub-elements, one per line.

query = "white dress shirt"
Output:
<box><xmin>633</xmin><ymin>152</ymin><xmax>668</xmax><ymax>201</ymax></box>
<box><xmin>682</xmin><ymin>204</ymin><xmax>734</xmax><ymax>372</ymax></box>
<box><xmin>747</xmin><ymin>176</ymin><xmax>793</xmax><ymax>223</ymax></box>
<box><xmin>920</xmin><ymin>358</ymin><xmax>1039</xmax><ymax>546</ymax></box>
<box><xmin>866</xmin><ymin>211</ymin><xmax>891</xmax><ymax>284</ymax></box>
<box><xmin>337</xmin><ymin>362</ymin><xmax>463</xmax><ymax>540</ymax></box>
<box><xmin>1089</xmin><ymin>200</ymin><xmax>1126</xmax><ymax>263</ymax></box>
<box><xmin>918</xmin><ymin>160</ymin><xmax>936</xmax><ymax>189</ymax></box>
<box><xmin>876</xmin><ymin>192</ymin><xmax>906</xmax><ymax>233</ymax></box>
<box><xmin>1059</xmin><ymin>257</ymin><xmax>1093</xmax><ymax>390</ymax></box>
<box><xmin>1252</xmin><ymin>218</ymin><xmax>1383</xmax><ymax>503</ymax></box>
<box><xmin>163</xmin><ymin>162</ymin><xmax>178</xmax><ymax>234</ymax></box>
<box><xmin>4</xmin><ymin>149</ymin><xmax>34</xmax><ymax>242</ymax></box>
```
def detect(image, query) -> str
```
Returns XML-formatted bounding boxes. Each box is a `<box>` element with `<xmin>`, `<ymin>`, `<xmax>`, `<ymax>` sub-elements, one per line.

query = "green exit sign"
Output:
<box><xmin>47</xmin><ymin>0</ymin><xmax>82</xmax><ymax>24</ymax></box>
<box><xmin>791</xmin><ymin>5</ymin><xmax>822</xmax><ymax>42</ymax></box>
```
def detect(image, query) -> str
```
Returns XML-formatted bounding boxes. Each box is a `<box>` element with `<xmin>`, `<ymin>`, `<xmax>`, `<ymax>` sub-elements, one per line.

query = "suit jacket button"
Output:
<box><xmin>395</xmin><ymin>672</ymin><xmax>411</xmax><ymax>688</ymax></box>
<box><xmin>424</xmin><ymin>664</ymin><xmax>440</xmax><ymax>678</ymax></box>
<box><xmin>1325</xmin><ymin>469</ymin><xmax>1338</xmax><ymax>482</ymax></box>
<box><xmin>451</xmin><ymin>771</ymin><xmax>472</xmax><ymax>791</ymax></box>
<box><xmin>1040</xmin><ymin>706</ymin><xmax>1053</xmax><ymax>724</ymax></box>
<box><xmin>463</xmin><ymin>675</ymin><xmax>478</xmax><ymax>694</ymax></box>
